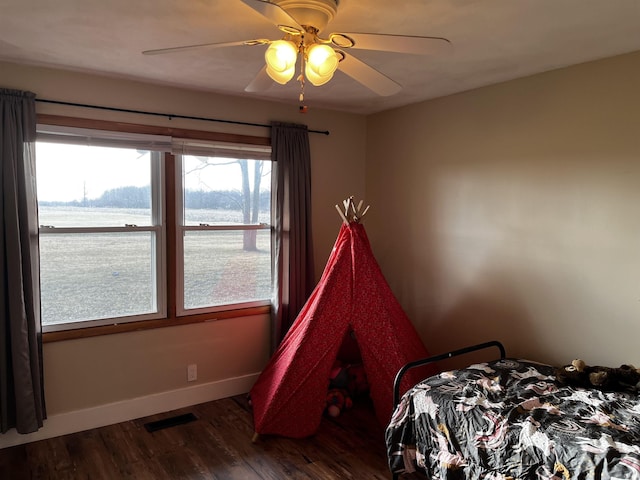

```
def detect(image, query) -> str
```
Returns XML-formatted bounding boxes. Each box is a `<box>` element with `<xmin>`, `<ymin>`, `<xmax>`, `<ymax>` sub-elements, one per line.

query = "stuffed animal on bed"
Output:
<box><xmin>555</xmin><ymin>359</ymin><xmax>640</xmax><ymax>392</ymax></box>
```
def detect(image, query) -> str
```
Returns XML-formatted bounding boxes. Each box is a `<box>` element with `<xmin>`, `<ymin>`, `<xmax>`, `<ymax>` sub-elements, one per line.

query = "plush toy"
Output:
<box><xmin>326</xmin><ymin>361</ymin><xmax>370</xmax><ymax>417</ymax></box>
<box><xmin>325</xmin><ymin>388</ymin><xmax>353</xmax><ymax>417</ymax></box>
<box><xmin>555</xmin><ymin>359</ymin><xmax>640</xmax><ymax>392</ymax></box>
<box><xmin>329</xmin><ymin>361</ymin><xmax>369</xmax><ymax>395</ymax></box>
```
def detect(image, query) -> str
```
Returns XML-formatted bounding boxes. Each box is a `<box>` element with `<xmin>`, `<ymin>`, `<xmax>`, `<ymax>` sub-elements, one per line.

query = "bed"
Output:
<box><xmin>385</xmin><ymin>341</ymin><xmax>640</xmax><ymax>479</ymax></box>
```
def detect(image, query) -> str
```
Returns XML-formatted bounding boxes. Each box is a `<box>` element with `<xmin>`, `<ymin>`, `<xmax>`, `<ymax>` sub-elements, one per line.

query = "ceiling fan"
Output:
<box><xmin>143</xmin><ymin>0</ymin><xmax>451</xmax><ymax>102</ymax></box>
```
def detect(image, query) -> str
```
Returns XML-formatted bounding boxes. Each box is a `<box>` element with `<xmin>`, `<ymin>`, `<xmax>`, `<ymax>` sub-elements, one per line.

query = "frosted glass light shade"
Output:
<box><xmin>304</xmin><ymin>66</ymin><xmax>331</xmax><ymax>86</ymax></box>
<box><xmin>305</xmin><ymin>44</ymin><xmax>339</xmax><ymax>86</ymax></box>
<box><xmin>267</xmin><ymin>65</ymin><xmax>296</xmax><ymax>84</ymax></box>
<box><xmin>265</xmin><ymin>40</ymin><xmax>298</xmax><ymax>84</ymax></box>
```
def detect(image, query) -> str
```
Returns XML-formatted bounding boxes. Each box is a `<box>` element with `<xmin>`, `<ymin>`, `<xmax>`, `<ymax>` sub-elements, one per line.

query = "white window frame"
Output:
<box><xmin>36</xmin><ymin>125</ymin><xmax>168</xmax><ymax>332</ymax></box>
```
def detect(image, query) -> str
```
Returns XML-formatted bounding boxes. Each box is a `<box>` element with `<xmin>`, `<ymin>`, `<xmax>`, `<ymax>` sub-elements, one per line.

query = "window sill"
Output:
<box><xmin>42</xmin><ymin>305</ymin><xmax>271</xmax><ymax>343</ymax></box>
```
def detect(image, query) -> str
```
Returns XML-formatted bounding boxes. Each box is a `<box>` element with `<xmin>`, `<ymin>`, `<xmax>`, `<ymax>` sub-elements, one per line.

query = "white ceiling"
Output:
<box><xmin>1</xmin><ymin>0</ymin><xmax>640</xmax><ymax>115</ymax></box>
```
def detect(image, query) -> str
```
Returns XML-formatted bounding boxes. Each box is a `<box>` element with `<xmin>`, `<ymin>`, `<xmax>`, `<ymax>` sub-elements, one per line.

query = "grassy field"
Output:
<box><xmin>39</xmin><ymin>207</ymin><xmax>271</xmax><ymax>326</ymax></box>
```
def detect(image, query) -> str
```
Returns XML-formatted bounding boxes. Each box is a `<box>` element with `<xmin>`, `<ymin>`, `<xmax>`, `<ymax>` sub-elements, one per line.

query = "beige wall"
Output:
<box><xmin>1</xmin><ymin>61</ymin><xmax>366</xmax><ymax>417</ymax></box>
<box><xmin>44</xmin><ymin>316</ymin><xmax>271</xmax><ymax>413</ymax></box>
<box><xmin>366</xmin><ymin>50</ymin><xmax>640</xmax><ymax>367</ymax></box>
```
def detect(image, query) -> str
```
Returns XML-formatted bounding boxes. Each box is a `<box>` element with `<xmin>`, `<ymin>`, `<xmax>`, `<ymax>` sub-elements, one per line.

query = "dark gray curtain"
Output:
<box><xmin>0</xmin><ymin>88</ymin><xmax>46</xmax><ymax>434</ymax></box>
<box><xmin>270</xmin><ymin>122</ymin><xmax>314</xmax><ymax>349</ymax></box>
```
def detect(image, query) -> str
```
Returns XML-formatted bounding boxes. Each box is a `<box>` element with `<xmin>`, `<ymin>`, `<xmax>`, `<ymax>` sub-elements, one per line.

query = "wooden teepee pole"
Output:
<box><xmin>335</xmin><ymin>196</ymin><xmax>370</xmax><ymax>224</ymax></box>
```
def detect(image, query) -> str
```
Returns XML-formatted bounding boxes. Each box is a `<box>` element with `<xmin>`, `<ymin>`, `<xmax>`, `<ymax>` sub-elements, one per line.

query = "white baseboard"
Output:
<box><xmin>0</xmin><ymin>372</ymin><xmax>260</xmax><ymax>449</ymax></box>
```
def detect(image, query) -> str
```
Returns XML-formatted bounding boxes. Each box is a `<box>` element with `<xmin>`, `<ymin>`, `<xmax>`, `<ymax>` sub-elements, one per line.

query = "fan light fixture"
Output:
<box><xmin>305</xmin><ymin>43</ymin><xmax>339</xmax><ymax>85</ymax></box>
<box><xmin>265</xmin><ymin>40</ymin><xmax>298</xmax><ymax>84</ymax></box>
<box><xmin>264</xmin><ymin>36</ymin><xmax>340</xmax><ymax>90</ymax></box>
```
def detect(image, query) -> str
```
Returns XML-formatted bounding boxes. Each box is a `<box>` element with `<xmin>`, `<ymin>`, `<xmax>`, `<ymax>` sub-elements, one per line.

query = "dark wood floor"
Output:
<box><xmin>0</xmin><ymin>395</ymin><xmax>403</xmax><ymax>479</ymax></box>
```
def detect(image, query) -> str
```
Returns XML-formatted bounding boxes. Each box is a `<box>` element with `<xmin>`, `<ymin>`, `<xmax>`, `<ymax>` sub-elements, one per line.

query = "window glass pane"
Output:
<box><xmin>183</xmin><ymin>156</ymin><xmax>271</xmax><ymax>225</ymax></box>
<box><xmin>38</xmin><ymin>206</ymin><xmax>152</xmax><ymax>228</ymax></box>
<box><xmin>36</xmin><ymin>142</ymin><xmax>153</xmax><ymax>227</ymax></box>
<box><xmin>183</xmin><ymin>230</ymin><xmax>271</xmax><ymax>309</ymax></box>
<box><xmin>39</xmin><ymin>232</ymin><xmax>156</xmax><ymax>326</ymax></box>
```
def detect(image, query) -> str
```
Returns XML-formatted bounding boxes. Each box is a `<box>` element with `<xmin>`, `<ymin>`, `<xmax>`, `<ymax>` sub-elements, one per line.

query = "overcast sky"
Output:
<box><xmin>35</xmin><ymin>143</ymin><xmax>264</xmax><ymax>203</ymax></box>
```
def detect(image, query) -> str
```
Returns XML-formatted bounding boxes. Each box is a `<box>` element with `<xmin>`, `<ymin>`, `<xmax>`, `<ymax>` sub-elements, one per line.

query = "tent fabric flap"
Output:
<box><xmin>250</xmin><ymin>222</ymin><xmax>436</xmax><ymax>438</ymax></box>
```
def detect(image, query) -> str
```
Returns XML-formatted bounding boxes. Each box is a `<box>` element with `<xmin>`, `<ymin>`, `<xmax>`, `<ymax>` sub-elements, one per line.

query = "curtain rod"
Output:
<box><xmin>35</xmin><ymin>98</ymin><xmax>330</xmax><ymax>136</ymax></box>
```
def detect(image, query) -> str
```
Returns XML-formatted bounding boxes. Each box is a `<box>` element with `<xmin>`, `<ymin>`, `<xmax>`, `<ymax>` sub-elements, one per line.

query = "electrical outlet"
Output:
<box><xmin>187</xmin><ymin>364</ymin><xmax>197</xmax><ymax>382</ymax></box>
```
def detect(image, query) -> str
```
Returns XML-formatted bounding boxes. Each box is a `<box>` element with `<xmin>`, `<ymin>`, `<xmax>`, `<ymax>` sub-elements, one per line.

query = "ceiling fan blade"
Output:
<box><xmin>245</xmin><ymin>66</ymin><xmax>274</xmax><ymax>92</ymax></box>
<box><xmin>142</xmin><ymin>40</ymin><xmax>261</xmax><ymax>56</ymax></box>
<box><xmin>239</xmin><ymin>0</ymin><xmax>303</xmax><ymax>33</ymax></box>
<box><xmin>331</xmin><ymin>32</ymin><xmax>451</xmax><ymax>55</ymax></box>
<box><xmin>337</xmin><ymin>53</ymin><xmax>402</xmax><ymax>97</ymax></box>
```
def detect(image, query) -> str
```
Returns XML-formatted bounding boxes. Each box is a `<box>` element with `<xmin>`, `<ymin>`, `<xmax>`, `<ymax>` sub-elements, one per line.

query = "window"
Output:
<box><xmin>175</xmin><ymin>141</ymin><xmax>272</xmax><ymax>314</ymax></box>
<box><xmin>36</xmin><ymin>123</ymin><xmax>272</xmax><ymax>333</ymax></box>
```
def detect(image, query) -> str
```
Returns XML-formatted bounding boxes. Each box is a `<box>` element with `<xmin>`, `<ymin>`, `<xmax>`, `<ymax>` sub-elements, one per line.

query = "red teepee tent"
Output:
<box><xmin>250</xmin><ymin>212</ymin><xmax>436</xmax><ymax>438</ymax></box>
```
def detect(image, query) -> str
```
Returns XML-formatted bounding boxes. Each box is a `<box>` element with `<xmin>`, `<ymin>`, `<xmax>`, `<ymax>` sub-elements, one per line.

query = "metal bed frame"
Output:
<box><xmin>389</xmin><ymin>340</ymin><xmax>506</xmax><ymax>480</ymax></box>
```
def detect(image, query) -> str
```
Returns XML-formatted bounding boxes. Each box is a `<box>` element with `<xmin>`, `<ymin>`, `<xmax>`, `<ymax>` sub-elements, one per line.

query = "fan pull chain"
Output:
<box><xmin>297</xmin><ymin>47</ymin><xmax>307</xmax><ymax>113</ymax></box>
<box><xmin>298</xmin><ymin>76</ymin><xmax>305</xmax><ymax>102</ymax></box>
<box><xmin>297</xmin><ymin>48</ymin><xmax>306</xmax><ymax>102</ymax></box>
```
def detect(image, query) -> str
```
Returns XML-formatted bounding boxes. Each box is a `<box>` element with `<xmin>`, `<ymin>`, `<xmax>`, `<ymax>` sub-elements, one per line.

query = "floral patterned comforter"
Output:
<box><xmin>385</xmin><ymin>359</ymin><xmax>640</xmax><ymax>479</ymax></box>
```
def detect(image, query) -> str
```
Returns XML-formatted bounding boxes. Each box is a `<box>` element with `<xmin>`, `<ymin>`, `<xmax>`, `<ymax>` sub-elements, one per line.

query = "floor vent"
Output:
<box><xmin>143</xmin><ymin>413</ymin><xmax>197</xmax><ymax>433</ymax></box>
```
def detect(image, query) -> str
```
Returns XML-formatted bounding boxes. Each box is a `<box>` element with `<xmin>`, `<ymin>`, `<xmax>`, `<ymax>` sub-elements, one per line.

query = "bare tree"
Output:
<box><xmin>238</xmin><ymin>159</ymin><xmax>265</xmax><ymax>251</ymax></box>
<box><xmin>186</xmin><ymin>157</ymin><xmax>267</xmax><ymax>251</ymax></box>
